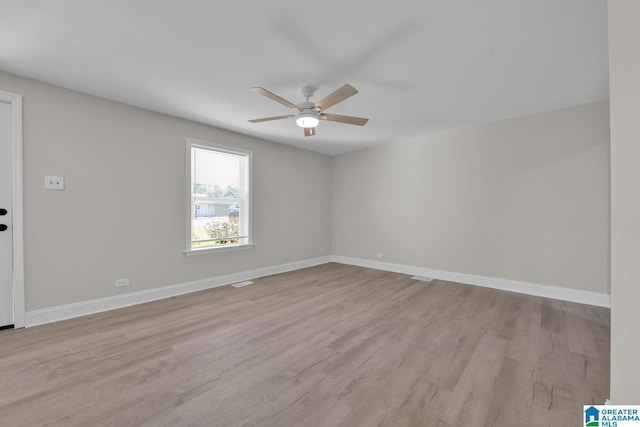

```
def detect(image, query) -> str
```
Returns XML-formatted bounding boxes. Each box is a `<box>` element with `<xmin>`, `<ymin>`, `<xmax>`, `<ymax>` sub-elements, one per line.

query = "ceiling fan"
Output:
<box><xmin>248</xmin><ymin>84</ymin><xmax>369</xmax><ymax>137</ymax></box>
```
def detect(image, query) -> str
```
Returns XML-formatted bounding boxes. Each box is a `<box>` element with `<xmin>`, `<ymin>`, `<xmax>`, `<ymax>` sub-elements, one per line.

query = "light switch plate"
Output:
<box><xmin>44</xmin><ymin>176</ymin><xmax>64</xmax><ymax>190</ymax></box>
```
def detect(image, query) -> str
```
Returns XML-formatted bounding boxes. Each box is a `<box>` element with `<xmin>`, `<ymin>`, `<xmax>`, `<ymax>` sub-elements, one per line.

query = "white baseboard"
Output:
<box><xmin>331</xmin><ymin>255</ymin><xmax>611</xmax><ymax>308</ymax></box>
<box><xmin>24</xmin><ymin>254</ymin><xmax>610</xmax><ymax>327</ymax></box>
<box><xmin>24</xmin><ymin>256</ymin><xmax>332</xmax><ymax>327</ymax></box>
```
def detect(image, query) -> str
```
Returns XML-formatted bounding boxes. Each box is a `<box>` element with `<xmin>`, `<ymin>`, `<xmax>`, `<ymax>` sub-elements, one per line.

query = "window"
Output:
<box><xmin>186</xmin><ymin>139</ymin><xmax>252</xmax><ymax>253</ymax></box>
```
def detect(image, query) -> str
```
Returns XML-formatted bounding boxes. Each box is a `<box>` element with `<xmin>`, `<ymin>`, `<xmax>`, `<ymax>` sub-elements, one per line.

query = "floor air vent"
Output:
<box><xmin>411</xmin><ymin>276</ymin><xmax>434</xmax><ymax>282</ymax></box>
<box><xmin>231</xmin><ymin>281</ymin><xmax>255</xmax><ymax>288</ymax></box>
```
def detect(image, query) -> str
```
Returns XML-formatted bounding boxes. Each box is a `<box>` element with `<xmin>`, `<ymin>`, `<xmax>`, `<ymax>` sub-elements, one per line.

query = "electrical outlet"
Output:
<box><xmin>115</xmin><ymin>278</ymin><xmax>130</xmax><ymax>288</ymax></box>
<box><xmin>44</xmin><ymin>176</ymin><xmax>65</xmax><ymax>190</ymax></box>
<box><xmin>376</xmin><ymin>253</ymin><xmax>384</xmax><ymax>259</ymax></box>
<box><xmin>319</xmin><ymin>248</ymin><xmax>325</xmax><ymax>254</ymax></box>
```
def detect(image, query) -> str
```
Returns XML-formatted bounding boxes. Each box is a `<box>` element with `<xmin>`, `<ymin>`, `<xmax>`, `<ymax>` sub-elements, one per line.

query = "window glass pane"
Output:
<box><xmin>189</xmin><ymin>143</ymin><xmax>249</xmax><ymax>250</ymax></box>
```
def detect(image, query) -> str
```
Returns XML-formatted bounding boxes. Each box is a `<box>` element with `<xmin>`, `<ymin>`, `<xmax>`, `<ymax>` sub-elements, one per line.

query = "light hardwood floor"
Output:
<box><xmin>0</xmin><ymin>263</ymin><xmax>610</xmax><ymax>426</ymax></box>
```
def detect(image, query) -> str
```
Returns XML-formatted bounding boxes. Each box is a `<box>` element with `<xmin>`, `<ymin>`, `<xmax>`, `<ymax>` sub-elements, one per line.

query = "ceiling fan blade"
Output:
<box><xmin>322</xmin><ymin>113</ymin><xmax>369</xmax><ymax>126</ymax></box>
<box><xmin>250</xmin><ymin>87</ymin><xmax>299</xmax><ymax>110</ymax></box>
<box><xmin>313</xmin><ymin>84</ymin><xmax>358</xmax><ymax>111</ymax></box>
<box><xmin>248</xmin><ymin>115</ymin><xmax>293</xmax><ymax>123</ymax></box>
<box><xmin>304</xmin><ymin>127</ymin><xmax>316</xmax><ymax>137</ymax></box>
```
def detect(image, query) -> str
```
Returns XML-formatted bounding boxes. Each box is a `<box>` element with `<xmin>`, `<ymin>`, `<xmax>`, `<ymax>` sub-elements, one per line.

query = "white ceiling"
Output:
<box><xmin>0</xmin><ymin>0</ymin><xmax>609</xmax><ymax>156</ymax></box>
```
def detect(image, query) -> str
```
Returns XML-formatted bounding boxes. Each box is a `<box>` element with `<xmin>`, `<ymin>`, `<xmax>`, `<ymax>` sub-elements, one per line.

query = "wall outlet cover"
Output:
<box><xmin>115</xmin><ymin>278</ymin><xmax>130</xmax><ymax>288</ymax></box>
<box><xmin>44</xmin><ymin>176</ymin><xmax>65</xmax><ymax>190</ymax></box>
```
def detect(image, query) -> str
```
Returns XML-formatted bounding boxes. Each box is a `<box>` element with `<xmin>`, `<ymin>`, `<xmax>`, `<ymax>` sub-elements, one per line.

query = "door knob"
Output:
<box><xmin>0</xmin><ymin>209</ymin><xmax>6</xmax><ymax>216</ymax></box>
<box><xmin>0</xmin><ymin>224</ymin><xmax>7</xmax><ymax>231</ymax></box>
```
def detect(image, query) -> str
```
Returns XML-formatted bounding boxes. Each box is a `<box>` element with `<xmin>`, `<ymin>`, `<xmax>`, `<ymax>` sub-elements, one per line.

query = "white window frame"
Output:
<box><xmin>184</xmin><ymin>138</ymin><xmax>253</xmax><ymax>255</ymax></box>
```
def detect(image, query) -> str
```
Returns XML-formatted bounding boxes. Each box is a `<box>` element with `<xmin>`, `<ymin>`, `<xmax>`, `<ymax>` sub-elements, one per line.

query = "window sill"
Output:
<box><xmin>183</xmin><ymin>243</ymin><xmax>255</xmax><ymax>256</ymax></box>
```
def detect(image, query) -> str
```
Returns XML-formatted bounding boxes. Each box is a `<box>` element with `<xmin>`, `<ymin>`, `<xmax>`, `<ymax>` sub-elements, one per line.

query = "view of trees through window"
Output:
<box><xmin>188</xmin><ymin>141</ymin><xmax>250</xmax><ymax>250</ymax></box>
<box><xmin>193</xmin><ymin>184</ymin><xmax>240</xmax><ymax>199</ymax></box>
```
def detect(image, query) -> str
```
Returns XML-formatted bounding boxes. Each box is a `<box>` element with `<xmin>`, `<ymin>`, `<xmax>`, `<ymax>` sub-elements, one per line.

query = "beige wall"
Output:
<box><xmin>0</xmin><ymin>71</ymin><xmax>332</xmax><ymax>311</ymax></box>
<box><xmin>333</xmin><ymin>101</ymin><xmax>610</xmax><ymax>294</ymax></box>
<box><xmin>0</xmin><ymin>69</ymin><xmax>614</xmax><ymax>318</ymax></box>
<box><xmin>609</xmin><ymin>0</ymin><xmax>640</xmax><ymax>404</ymax></box>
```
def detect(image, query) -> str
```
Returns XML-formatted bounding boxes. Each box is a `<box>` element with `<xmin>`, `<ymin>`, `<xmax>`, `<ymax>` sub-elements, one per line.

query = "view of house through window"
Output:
<box><xmin>187</xmin><ymin>139</ymin><xmax>251</xmax><ymax>251</ymax></box>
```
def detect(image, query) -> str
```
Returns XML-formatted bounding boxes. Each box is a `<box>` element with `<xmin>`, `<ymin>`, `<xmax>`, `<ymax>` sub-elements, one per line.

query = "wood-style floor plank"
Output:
<box><xmin>0</xmin><ymin>263</ymin><xmax>610</xmax><ymax>426</ymax></box>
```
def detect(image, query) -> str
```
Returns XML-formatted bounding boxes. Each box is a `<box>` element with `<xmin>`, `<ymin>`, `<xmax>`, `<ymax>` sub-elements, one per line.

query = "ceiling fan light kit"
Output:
<box><xmin>249</xmin><ymin>84</ymin><xmax>369</xmax><ymax>137</ymax></box>
<box><xmin>295</xmin><ymin>112</ymin><xmax>319</xmax><ymax>128</ymax></box>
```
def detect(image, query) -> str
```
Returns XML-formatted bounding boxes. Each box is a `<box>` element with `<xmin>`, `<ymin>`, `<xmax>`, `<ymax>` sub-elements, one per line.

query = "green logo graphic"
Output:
<box><xmin>585</xmin><ymin>406</ymin><xmax>599</xmax><ymax>427</ymax></box>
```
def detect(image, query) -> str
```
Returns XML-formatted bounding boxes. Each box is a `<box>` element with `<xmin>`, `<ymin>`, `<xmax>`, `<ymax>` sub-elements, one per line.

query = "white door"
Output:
<box><xmin>0</xmin><ymin>100</ymin><xmax>13</xmax><ymax>327</ymax></box>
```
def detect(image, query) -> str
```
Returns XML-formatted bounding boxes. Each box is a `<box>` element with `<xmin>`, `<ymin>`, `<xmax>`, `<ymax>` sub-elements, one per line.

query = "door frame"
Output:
<box><xmin>0</xmin><ymin>90</ymin><xmax>24</xmax><ymax>328</ymax></box>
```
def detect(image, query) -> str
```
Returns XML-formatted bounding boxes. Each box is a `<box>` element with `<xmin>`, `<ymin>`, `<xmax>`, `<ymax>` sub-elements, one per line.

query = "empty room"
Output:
<box><xmin>1</xmin><ymin>1</ymin><xmax>638</xmax><ymax>426</ymax></box>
